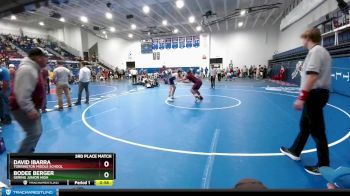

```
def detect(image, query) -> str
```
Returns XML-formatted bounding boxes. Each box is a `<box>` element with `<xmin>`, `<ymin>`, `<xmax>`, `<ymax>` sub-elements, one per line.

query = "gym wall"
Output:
<box><xmin>271</xmin><ymin>57</ymin><xmax>350</xmax><ymax>97</ymax></box>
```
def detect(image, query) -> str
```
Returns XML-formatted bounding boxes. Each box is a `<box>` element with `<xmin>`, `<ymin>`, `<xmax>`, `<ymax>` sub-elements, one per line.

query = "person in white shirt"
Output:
<box><xmin>75</xmin><ymin>64</ymin><xmax>91</xmax><ymax>105</ymax></box>
<box><xmin>209</xmin><ymin>65</ymin><xmax>217</xmax><ymax>89</ymax></box>
<box><xmin>243</xmin><ymin>66</ymin><xmax>248</xmax><ymax>78</ymax></box>
<box><xmin>53</xmin><ymin>63</ymin><xmax>72</xmax><ymax>110</ymax></box>
<box><xmin>131</xmin><ymin>68</ymin><xmax>138</xmax><ymax>84</ymax></box>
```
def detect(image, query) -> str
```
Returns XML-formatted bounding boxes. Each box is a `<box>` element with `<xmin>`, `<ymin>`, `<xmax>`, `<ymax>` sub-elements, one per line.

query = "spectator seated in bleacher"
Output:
<box><xmin>272</xmin><ymin>66</ymin><xmax>286</xmax><ymax>81</ymax></box>
<box><xmin>134</xmin><ymin>73</ymin><xmax>159</xmax><ymax>88</ymax></box>
<box><xmin>2</xmin><ymin>34</ymin><xmax>78</xmax><ymax>61</ymax></box>
<box><xmin>0</xmin><ymin>36</ymin><xmax>23</xmax><ymax>59</ymax></box>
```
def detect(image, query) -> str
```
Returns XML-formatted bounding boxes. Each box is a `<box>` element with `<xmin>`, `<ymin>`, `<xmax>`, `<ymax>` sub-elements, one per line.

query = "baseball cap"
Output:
<box><xmin>320</xmin><ymin>167</ymin><xmax>350</xmax><ymax>189</ymax></box>
<box><xmin>28</xmin><ymin>48</ymin><xmax>47</xmax><ymax>58</ymax></box>
<box><xmin>9</xmin><ymin>64</ymin><xmax>15</xmax><ymax>68</ymax></box>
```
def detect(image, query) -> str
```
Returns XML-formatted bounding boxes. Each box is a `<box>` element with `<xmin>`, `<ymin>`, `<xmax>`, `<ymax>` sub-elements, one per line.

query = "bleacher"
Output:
<box><xmin>0</xmin><ymin>36</ymin><xmax>23</xmax><ymax>59</ymax></box>
<box><xmin>2</xmin><ymin>34</ymin><xmax>79</xmax><ymax>61</ymax></box>
<box><xmin>47</xmin><ymin>42</ymin><xmax>76</xmax><ymax>60</ymax></box>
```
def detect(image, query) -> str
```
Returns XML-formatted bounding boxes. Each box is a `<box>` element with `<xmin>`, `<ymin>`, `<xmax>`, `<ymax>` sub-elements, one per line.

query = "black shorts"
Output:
<box><xmin>169</xmin><ymin>77</ymin><xmax>176</xmax><ymax>85</ymax></box>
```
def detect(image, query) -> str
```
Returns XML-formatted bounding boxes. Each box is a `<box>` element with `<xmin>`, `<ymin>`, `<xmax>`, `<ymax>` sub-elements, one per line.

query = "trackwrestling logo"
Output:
<box><xmin>2</xmin><ymin>188</ymin><xmax>56</xmax><ymax>195</ymax></box>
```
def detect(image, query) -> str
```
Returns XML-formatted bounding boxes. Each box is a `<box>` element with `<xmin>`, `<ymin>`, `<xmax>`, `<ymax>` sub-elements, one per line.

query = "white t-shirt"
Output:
<box><xmin>79</xmin><ymin>67</ymin><xmax>91</xmax><ymax>83</ymax></box>
<box><xmin>210</xmin><ymin>68</ymin><xmax>217</xmax><ymax>76</ymax></box>
<box><xmin>53</xmin><ymin>66</ymin><xmax>71</xmax><ymax>85</ymax></box>
<box><xmin>130</xmin><ymin>69</ymin><xmax>138</xmax><ymax>76</ymax></box>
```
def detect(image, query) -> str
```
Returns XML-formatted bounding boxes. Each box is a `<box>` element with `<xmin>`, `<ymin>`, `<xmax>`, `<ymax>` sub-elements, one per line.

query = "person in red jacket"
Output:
<box><xmin>186</xmin><ymin>70</ymin><xmax>203</xmax><ymax>102</ymax></box>
<box><xmin>41</xmin><ymin>68</ymin><xmax>49</xmax><ymax>113</ymax></box>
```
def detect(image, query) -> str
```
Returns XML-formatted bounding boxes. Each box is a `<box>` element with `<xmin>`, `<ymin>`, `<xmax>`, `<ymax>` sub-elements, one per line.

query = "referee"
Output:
<box><xmin>280</xmin><ymin>28</ymin><xmax>332</xmax><ymax>176</ymax></box>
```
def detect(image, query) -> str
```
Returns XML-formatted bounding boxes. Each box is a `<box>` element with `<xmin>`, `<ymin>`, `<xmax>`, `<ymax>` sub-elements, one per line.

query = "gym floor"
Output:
<box><xmin>1</xmin><ymin>79</ymin><xmax>349</xmax><ymax>189</ymax></box>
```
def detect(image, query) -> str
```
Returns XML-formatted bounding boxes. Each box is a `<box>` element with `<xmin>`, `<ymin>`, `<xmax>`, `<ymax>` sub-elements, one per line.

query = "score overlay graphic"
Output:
<box><xmin>7</xmin><ymin>153</ymin><xmax>116</xmax><ymax>186</ymax></box>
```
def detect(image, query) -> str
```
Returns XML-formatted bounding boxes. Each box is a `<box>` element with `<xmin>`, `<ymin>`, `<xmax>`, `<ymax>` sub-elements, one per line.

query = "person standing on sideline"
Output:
<box><xmin>209</xmin><ymin>65</ymin><xmax>217</xmax><ymax>89</ymax></box>
<box><xmin>0</xmin><ymin>62</ymin><xmax>11</xmax><ymax>125</ymax></box>
<box><xmin>9</xmin><ymin>48</ymin><xmax>47</xmax><ymax>153</ymax></box>
<box><xmin>243</xmin><ymin>66</ymin><xmax>248</xmax><ymax>78</ymax></box>
<box><xmin>280</xmin><ymin>28</ymin><xmax>332</xmax><ymax>175</ymax></box>
<box><xmin>205</xmin><ymin>67</ymin><xmax>209</xmax><ymax>78</ymax></box>
<box><xmin>41</xmin><ymin>67</ymin><xmax>49</xmax><ymax>113</ymax></box>
<box><xmin>53</xmin><ymin>62</ymin><xmax>72</xmax><ymax>110</ymax></box>
<box><xmin>217</xmin><ymin>67</ymin><xmax>222</xmax><ymax>82</ymax></box>
<box><xmin>75</xmin><ymin>64</ymin><xmax>91</xmax><ymax>105</ymax></box>
<box><xmin>131</xmin><ymin>68</ymin><xmax>138</xmax><ymax>84</ymax></box>
<box><xmin>43</xmin><ymin>67</ymin><xmax>50</xmax><ymax>94</ymax></box>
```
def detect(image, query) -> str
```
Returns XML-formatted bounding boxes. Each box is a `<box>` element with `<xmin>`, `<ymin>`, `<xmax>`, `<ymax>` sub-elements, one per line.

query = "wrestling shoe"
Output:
<box><xmin>304</xmin><ymin>166</ymin><xmax>321</xmax><ymax>176</ymax></box>
<box><xmin>199</xmin><ymin>96</ymin><xmax>204</xmax><ymax>101</ymax></box>
<box><xmin>280</xmin><ymin>147</ymin><xmax>301</xmax><ymax>161</ymax></box>
<box><xmin>195</xmin><ymin>96</ymin><xmax>200</xmax><ymax>103</ymax></box>
<box><xmin>167</xmin><ymin>97</ymin><xmax>174</xmax><ymax>102</ymax></box>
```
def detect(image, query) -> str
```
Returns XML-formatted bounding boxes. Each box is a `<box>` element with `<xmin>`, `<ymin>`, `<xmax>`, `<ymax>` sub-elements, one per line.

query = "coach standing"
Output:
<box><xmin>9</xmin><ymin>48</ymin><xmax>47</xmax><ymax>153</ymax></box>
<box><xmin>53</xmin><ymin>62</ymin><xmax>72</xmax><ymax>110</ymax></box>
<box><xmin>75</xmin><ymin>64</ymin><xmax>91</xmax><ymax>105</ymax></box>
<box><xmin>280</xmin><ymin>28</ymin><xmax>332</xmax><ymax>175</ymax></box>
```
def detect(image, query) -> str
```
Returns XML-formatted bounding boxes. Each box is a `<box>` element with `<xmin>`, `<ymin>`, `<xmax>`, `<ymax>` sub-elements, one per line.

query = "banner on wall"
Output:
<box><xmin>165</xmin><ymin>38</ymin><xmax>172</xmax><ymax>49</ymax></box>
<box><xmin>149</xmin><ymin>35</ymin><xmax>200</xmax><ymax>51</ymax></box>
<box><xmin>193</xmin><ymin>35</ymin><xmax>200</xmax><ymax>48</ymax></box>
<box><xmin>179</xmin><ymin>37</ymin><xmax>186</xmax><ymax>49</ymax></box>
<box><xmin>141</xmin><ymin>39</ymin><xmax>153</xmax><ymax>54</ymax></box>
<box><xmin>152</xmin><ymin>38</ymin><xmax>159</xmax><ymax>50</ymax></box>
<box><xmin>159</xmin><ymin>39</ymin><xmax>165</xmax><ymax>50</ymax></box>
<box><xmin>186</xmin><ymin>36</ymin><xmax>193</xmax><ymax>48</ymax></box>
<box><xmin>172</xmin><ymin>37</ymin><xmax>179</xmax><ymax>49</ymax></box>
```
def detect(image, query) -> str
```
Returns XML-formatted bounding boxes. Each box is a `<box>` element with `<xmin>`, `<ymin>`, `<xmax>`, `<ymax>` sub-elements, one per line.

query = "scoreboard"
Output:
<box><xmin>7</xmin><ymin>153</ymin><xmax>116</xmax><ymax>187</ymax></box>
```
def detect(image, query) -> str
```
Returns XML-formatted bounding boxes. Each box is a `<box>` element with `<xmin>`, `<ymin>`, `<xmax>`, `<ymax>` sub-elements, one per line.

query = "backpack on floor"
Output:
<box><xmin>0</xmin><ymin>137</ymin><xmax>6</xmax><ymax>154</ymax></box>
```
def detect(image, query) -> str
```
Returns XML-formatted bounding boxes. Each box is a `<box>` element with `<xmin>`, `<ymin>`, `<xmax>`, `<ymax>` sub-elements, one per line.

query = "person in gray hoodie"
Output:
<box><xmin>9</xmin><ymin>48</ymin><xmax>47</xmax><ymax>153</ymax></box>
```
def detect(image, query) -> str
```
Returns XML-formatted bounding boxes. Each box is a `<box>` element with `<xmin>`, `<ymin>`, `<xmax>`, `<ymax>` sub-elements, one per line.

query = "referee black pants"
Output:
<box><xmin>211</xmin><ymin>76</ymin><xmax>216</xmax><ymax>88</ymax></box>
<box><xmin>290</xmin><ymin>89</ymin><xmax>330</xmax><ymax>167</ymax></box>
<box><xmin>132</xmin><ymin>75</ymin><xmax>137</xmax><ymax>84</ymax></box>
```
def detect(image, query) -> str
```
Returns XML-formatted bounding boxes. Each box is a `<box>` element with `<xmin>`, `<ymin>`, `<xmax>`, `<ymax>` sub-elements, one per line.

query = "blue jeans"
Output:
<box><xmin>76</xmin><ymin>82</ymin><xmax>89</xmax><ymax>104</ymax></box>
